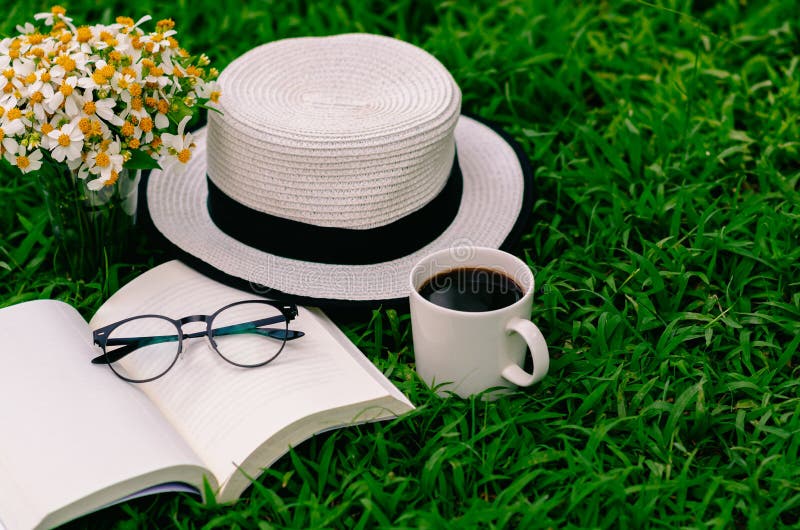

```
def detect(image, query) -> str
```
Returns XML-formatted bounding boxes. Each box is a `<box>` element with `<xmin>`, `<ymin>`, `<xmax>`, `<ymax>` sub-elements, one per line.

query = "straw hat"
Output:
<box><xmin>146</xmin><ymin>33</ymin><xmax>533</xmax><ymax>306</ymax></box>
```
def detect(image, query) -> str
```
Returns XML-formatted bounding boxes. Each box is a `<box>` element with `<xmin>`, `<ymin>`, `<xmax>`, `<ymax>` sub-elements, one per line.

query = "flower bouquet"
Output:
<box><xmin>0</xmin><ymin>6</ymin><xmax>219</xmax><ymax>278</ymax></box>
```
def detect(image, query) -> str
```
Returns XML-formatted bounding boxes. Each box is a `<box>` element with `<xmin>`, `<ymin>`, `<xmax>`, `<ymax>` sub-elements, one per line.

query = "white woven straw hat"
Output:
<box><xmin>147</xmin><ymin>33</ymin><xmax>533</xmax><ymax>307</ymax></box>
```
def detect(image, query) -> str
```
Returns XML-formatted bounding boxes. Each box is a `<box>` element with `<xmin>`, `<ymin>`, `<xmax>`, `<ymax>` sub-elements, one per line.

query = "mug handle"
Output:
<box><xmin>501</xmin><ymin>317</ymin><xmax>550</xmax><ymax>387</ymax></box>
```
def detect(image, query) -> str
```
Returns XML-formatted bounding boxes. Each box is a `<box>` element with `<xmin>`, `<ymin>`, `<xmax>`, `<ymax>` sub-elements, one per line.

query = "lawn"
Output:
<box><xmin>1</xmin><ymin>0</ymin><xmax>799</xmax><ymax>528</ymax></box>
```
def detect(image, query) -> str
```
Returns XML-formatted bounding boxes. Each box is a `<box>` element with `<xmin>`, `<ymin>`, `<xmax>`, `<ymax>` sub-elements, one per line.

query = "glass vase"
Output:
<box><xmin>36</xmin><ymin>163</ymin><xmax>141</xmax><ymax>280</ymax></box>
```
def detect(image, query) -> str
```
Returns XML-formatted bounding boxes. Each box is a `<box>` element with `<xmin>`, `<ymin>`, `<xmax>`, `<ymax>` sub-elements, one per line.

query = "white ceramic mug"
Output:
<box><xmin>409</xmin><ymin>246</ymin><xmax>550</xmax><ymax>398</ymax></box>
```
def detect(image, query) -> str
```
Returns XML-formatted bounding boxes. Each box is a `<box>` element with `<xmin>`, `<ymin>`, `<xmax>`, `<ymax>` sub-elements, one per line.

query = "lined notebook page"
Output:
<box><xmin>90</xmin><ymin>261</ymin><xmax>407</xmax><ymax>489</ymax></box>
<box><xmin>0</xmin><ymin>300</ymin><xmax>206</xmax><ymax>530</ymax></box>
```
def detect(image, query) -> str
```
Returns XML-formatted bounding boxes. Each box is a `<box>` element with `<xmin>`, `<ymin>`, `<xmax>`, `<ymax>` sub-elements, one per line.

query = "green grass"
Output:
<box><xmin>2</xmin><ymin>0</ymin><xmax>799</xmax><ymax>528</ymax></box>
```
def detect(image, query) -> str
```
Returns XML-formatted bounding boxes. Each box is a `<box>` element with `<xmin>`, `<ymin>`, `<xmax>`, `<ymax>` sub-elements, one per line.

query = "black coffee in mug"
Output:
<box><xmin>418</xmin><ymin>267</ymin><xmax>524</xmax><ymax>312</ymax></box>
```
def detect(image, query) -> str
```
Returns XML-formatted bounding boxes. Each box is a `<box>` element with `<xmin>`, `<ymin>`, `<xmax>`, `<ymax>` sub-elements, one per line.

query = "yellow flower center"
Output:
<box><xmin>76</xmin><ymin>27</ymin><xmax>92</xmax><ymax>43</ymax></box>
<box><xmin>41</xmin><ymin>123</ymin><xmax>54</xmax><ymax>135</ymax></box>
<box><xmin>0</xmin><ymin>128</ymin><xmax>4</xmax><ymax>140</ymax></box>
<box><xmin>59</xmin><ymin>82</ymin><xmax>73</xmax><ymax>96</ymax></box>
<box><xmin>131</xmin><ymin>97</ymin><xmax>143</xmax><ymax>111</ymax></box>
<box><xmin>24</xmin><ymin>73</ymin><xmax>36</xmax><ymax>84</ymax></box>
<box><xmin>30</xmin><ymin>91</ymin><xmax>44</xmax><ymax>104</ymax></box>
<box><xmin>149</xmin><ymin>66</ymin><xmax>164</xmax><ymax>77</ymax></box>
<box><xmin>105</xmin><ymin>170</ymin><xmax>119</xmax><ymax>187</ymax></box>
<box><xmin>116</xmin><ymin>16</ymin><xmax>134</xmax><ymax>27</ymax></box>
<box><xmin>8</xmin><ymin>49</ymin><xmax>19</xmax><ymax>59</ymax></box>
<box><xmin>128</xmin><ymin>138</ymin><xmax>140</xmax><ymax>149</ymax></box>
<box><xmin>92</xmin><ymin>71</ymin><xmax>107</xmax><ymax>85</ymax></box>
<box><xmin>7</xmin><ymin>108</ymin><xmax>21</xmax><ymax>120</ymax></box>
<box><xmin>210</xmin><ymin>91</ymin><xmax>221</xmax><ymax>103</ymax></box>
<box><xmin>90</xmin><ymin>120</ymin><xmax>103</xmax><ymax>137</ymax></box>
<box><xmin>100</xmin><ymin>65</ymin><xmax>115</xmax><ymax>78</ymax></box>
<box><xmin>83</xmin><ymin>101</ymin><xmax>96</xmax><ymax>114</ymax></box>
<box><xmin>56</xmin><ymin>55</ymin><xmax>76</xmax><ymax>72</ymax></box>
<box><xmin>177</xmin><ymin>148</ymin><xmax>191</xmax><ymax>163</ymax></box>
<box><xmin>41</xmin><ymin>72</ymin><xmax>51</xmax><ymax>82</ymax></box>
<box><xmin>58</xmin><ymin>133</ymin><xmax>71</xmax><ymax>147</ymax></box>
<box><xmin>128</xmin><ymin>83</ymin><xmax>142</xmax><ymax>97</ymax></box>
<box><xmin>51</xmin><ymin>5</ymin><xmax>66</xmax><ymax>15</ymax></box>
<box><xmin>78</xmin><ymin>118</ymin><xmax>91</xmax><ymax>134</ymax></box>
<box><xmin>27</xmin><ymin>33</ymin><xmax>44</xmax><ymax>45</ymax></box>
<box><xmin>16</xmin><ymin>155</ymin><xmax>30</xmax><ymax>169</ymax></box>
<box><xmin>0</xmin><ymin>106</ymin><xmax>4</xmax><ymax>118</ymax></box>
<box><xmin>139</xmin><ymin>117</ymin><xmax>153</xmax><ymax>132</ymax></box>
<box><xmin>60</xmin><ymin>32</ymin><xmax>72</xmax><ymax>44</ymax></box>
<box><xmin>2</xmin><ymin>69</ymin><xmax>14</xmax><ymax>80</ymax></box>
<box><xmin>95</xmin><ymin>151</ymin><xmax>110</xmax><ymax>167</ymax></box>
<box><xmin>157</xmin><ymin>100</ymin><xmax>169</xmax><ymax>114</ymax></box>
<box><xmin>120</xmin><ymin>121</ymin><xmax>134</xmax><ymax>137</ymax></box>
<box><xmin>156</xmin><ymin>19</ymin><xmax>175</xmax><ymax>31</ymax></box>
<box><xmin>30</xmin><ymin>47</ymin><xmax>45</xmax><ymax>58</ymax></box>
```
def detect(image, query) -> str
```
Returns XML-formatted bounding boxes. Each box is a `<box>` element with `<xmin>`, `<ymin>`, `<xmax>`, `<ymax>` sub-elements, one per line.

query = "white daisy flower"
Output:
<box><xmin>4</xmin><ymin>145</ymin><xmax>42</xmax><ymax>174</ymax></box>
<box><xmin>46</xmin><ymin>77</ymin><xmax>82</xmax><ymax>115</ymax></box>
<box><xmin>136</xmin><ymin>115</ymin><xmax>156</xmax><ymax>144</ymax></box>
<box><xmin>44</xmin><ymin>64</ymin><xmax>67</xmax><ymax>86</ymax></box>
<box><xmin>47</xmin><ymin>120</ymin><xmax>84</xmax><ymax>162</ymax></box>
<box><xmin>0</xmin><ymin>113</ymin><xmax>25</xmax><ymax>154</ymax></box>
<box><xmin>87</xmin><ymin>140</ymin><xmax>124</xmax><ymax>184</ymax></box>
<box><xmin>110</xmin><ymin>70</ymin><xmax>136</xmax><ymax>94</ymax></box>
<box><xmin>140</xmin><ymin>29</ymin><xmax>176</xmax><ymax>54</ymax></box>
<box><xmin>37</xmin><ymin>116</ymin><xmax>62</xmax><ymax>151</ymax></box>
<box><xmin>81</xmin><ymin>91</ymin><xmax>124</xmax><ymax>126</ymax></box>
<box><xmin>119</xmin><ymin>95</ymin><xmax>150</xmax><ymax>122</ymax></box>
<box><xmin>145</xmin><ymin>67</ymin><xmax>171</xmax><ymax>89</ymax></box>
<box><xmin>34</xmin><ymin>8</ymin><xmax>74</xmax><ymax>27</ymax></box>
<box><xmin>0</xmin><ymin>59</ymin><xmax>35</xmax><ymax>93</ymax></box>
<box><xmin>160</xmin><ymin>115</ymin><xmax>195</xmax><ymax>173</ymax></box>
<box><xmin>77</xmin><ymin>60</ymin><xmax>114</xmax><ymax>91</ymax></box>
<box><xmin>194</xmin><ymin>79</ymin><xmax>221</xmax><ymax>105</ymax></box>
<box><xmin>26</xmin><ymin>82</ymin><xmax>55</xmax><ymax>122</ymax></box>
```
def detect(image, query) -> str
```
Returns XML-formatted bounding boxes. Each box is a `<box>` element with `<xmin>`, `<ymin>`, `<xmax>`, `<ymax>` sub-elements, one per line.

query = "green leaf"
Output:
<box><xmin>124</xmin><ymin>150</ymin><xmax>161</xmax><ymax>170</ymax></box>
<box><xmin>201</xmin><ymin>477</ymin><xmax>217</xmax><ymax>507</ymax></box>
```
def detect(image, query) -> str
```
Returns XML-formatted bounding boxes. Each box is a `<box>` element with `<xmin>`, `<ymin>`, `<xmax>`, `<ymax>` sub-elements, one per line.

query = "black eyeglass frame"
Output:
<box><xmin>91</xmin><ymin>300</ymin><xmax>303</xmax><ymax>383</ymax></box>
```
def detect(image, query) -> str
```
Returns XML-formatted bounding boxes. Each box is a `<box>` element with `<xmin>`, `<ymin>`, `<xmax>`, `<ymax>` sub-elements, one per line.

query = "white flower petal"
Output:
<box><xmin>87</xmin><ymin>177</ymin><xmax>106</xmax><ymax>191</ymax></box>
<box><xmin>155</xmin><ymin>112</ymin><xmax>169</xmax><ymax>130</ymax></box>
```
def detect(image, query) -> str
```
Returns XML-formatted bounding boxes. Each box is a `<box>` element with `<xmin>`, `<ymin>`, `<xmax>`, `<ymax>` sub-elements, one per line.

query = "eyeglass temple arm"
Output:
<box><xmin>91</xmin><ymin>316</ymin><xmax>304</xmax><ymax>365</ymax></box>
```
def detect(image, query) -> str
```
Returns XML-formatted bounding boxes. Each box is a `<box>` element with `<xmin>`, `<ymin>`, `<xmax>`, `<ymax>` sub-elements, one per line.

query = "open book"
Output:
<box><xmin>0</xmin><ymin>261</ymin><xmax>413</xmax><ymax>530</ymax></box>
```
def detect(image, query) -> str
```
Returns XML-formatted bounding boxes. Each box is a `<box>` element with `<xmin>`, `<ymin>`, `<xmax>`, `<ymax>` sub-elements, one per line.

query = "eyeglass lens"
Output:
<box><xmin>210</xmin><ymin>301</ymin><xmax>288</xmax><ymax>367</ymax></box>
<box><xmin>104</xmin><ymin>315</ymin><xmax>181</xmax><ymax>382</ymax></box>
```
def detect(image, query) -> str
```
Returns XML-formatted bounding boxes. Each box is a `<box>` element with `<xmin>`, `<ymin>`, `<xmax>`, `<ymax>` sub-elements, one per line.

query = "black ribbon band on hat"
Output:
<box><xmin>206</xmin><ymin>155</ymin><xmax>463</xmax><ymax>265</ymax></box>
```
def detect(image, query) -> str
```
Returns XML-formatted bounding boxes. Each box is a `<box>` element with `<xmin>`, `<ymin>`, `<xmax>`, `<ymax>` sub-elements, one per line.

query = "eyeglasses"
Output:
<box><xmin>91</xmin><ymin>300</ymin><xmax>304</xmax><ymax>383</ymax></box>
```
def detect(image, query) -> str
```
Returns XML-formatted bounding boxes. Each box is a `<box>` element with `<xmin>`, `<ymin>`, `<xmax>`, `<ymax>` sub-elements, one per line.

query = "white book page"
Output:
<box><xmin>90</xmin><ymin>261</ymin><xmax>412</xmax><ymax>495</ymax></box>
<box><xmin>0</xmin><ymin>300</ymin><xmax>209</xmax><ymax>530</ymax></box>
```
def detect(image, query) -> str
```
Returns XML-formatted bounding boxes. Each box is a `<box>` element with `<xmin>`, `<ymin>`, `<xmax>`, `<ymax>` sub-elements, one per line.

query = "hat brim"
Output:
<box><xmin>146</xmin><ymin>114</ymin><xmax>533</xmax><ymax>308</ymax></box>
